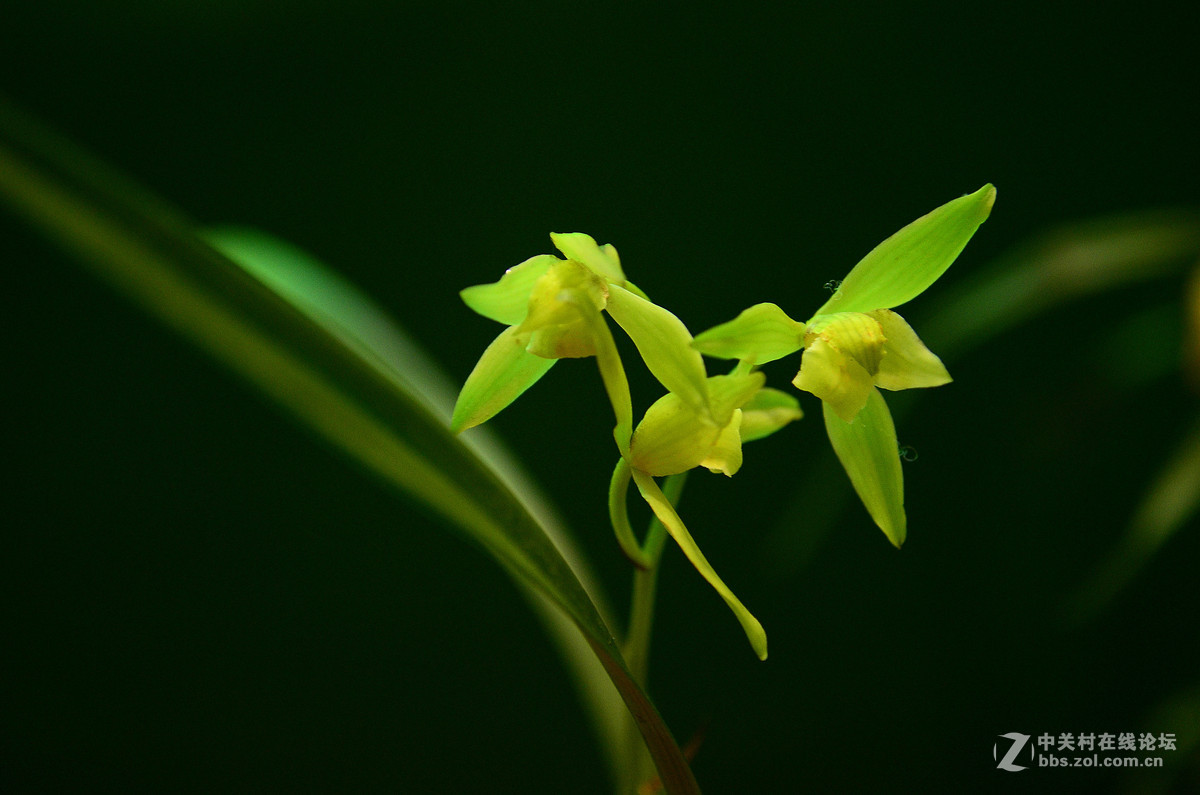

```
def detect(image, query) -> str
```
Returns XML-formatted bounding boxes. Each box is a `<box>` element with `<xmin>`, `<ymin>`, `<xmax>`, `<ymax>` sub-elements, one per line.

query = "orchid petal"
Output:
<box><xmin>622</xmin><ymin>280</ymin><xmax>651</xmax><ymax>301</ymax></box>
<box><xmin>516</xmin><ymin>260</ymin><xmax>606</xmax><ymax>358</ymax></box>
<box><xmin>630</xmin><ymin>468</ymin><xmax>768</xmax><ymax>660</ymax></box>
<box><xmin>870</xmin><ymin>309</ymin><xmax>953</xmax><ymax>390</ymax></box>
<box><xmin>792</xmin><ymin>336</ymin><xmax>875</xmax><ymax>423</ymax></box>
<box><xmin>605</xmin><ymin>284</ymin><xmax>711</xmax><ymax>418</ymax></box>
<box><xmin>550</xmin><ymin>232</ymin><xmax>627</xmax><ymax>284</ymax></box>
<box><xmin>706</xmin><ymin>370</ymin><xmax>767</xmax><ymax>426</ymax></box>
<box><xmin>629</xmin><ymin>390</ymin><xmax>719</xmax><ymax>477</ymax></box>
<box><xmin>699</xmin><ymin>410</ymin><xmax>744</xmax><ymax>477</ymax></box>
<box><xmin>807</xmin><ymin>312</ymin><xmax>886</xmax><ymax>374</ymax></box>
<box><xmin>629</xmin><ymin>371</ymin><xmax>763</xmax><ymax>477</ymax></box>
<box><xmin>739</xmin><ymin>388</ymin><xmax>804</xmax><ymax>443</ymax></box>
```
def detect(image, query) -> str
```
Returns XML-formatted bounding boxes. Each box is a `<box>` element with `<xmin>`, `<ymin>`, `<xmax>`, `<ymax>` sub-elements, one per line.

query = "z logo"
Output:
<box><xmin>994</xmin><ymin>732</ymin><xmax>1033</xmax><ymax>771</ymax></box>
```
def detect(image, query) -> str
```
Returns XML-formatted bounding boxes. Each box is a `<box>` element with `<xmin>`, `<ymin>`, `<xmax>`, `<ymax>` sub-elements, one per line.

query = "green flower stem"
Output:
<box><xmin>619</xmin><ymin>471</ymin><xmax>687</xmax><ymax>795</ymax></box>
<box><xmin>609</xmin><ymin>458</ymin><xmax>652</xmax><ymax>570</ymax></box>
<box><xmin>630</xmin><ymin>467</ymin><xmax>768</xmax><ymax>661</ymax></box>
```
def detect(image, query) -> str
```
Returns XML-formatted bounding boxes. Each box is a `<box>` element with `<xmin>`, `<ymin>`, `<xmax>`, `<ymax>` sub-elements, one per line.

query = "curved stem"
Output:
<box><xmin>619</xmin><ymin>472</ymin><xmax>688</xmax><ymax>795</ymax></box>
<box><xmin>609</xmin><ymin>458</ymin><xmax>651</xmax><ymax>570</ymax></box>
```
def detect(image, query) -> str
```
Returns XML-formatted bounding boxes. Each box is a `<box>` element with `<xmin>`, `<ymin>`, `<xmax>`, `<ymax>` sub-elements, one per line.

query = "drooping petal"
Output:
<box><xmin>692</xmin><ymin>303</ymin><xmax>807</xmax><ymax>364</ymax></box>
<box><xmin>871</xmin><ymin>309</ymin><xmax>953</xmax><ymax>390</ymax></box>
<box><xmin>813</xmin><ymin>184</ymin><xmax>996</xmax><ymax>316</ymax></box>
<box><xmin>630</xmin><ymin>467</ymin><xmax>769</xmax><ymax>660</ymax></box>
<box><xmin>739</xmin><ymin>388</ymin><xmax>804</xmax><ymax>442</ymax></box>
<box><xmin>792</xmin><ymin>336</ymin><xmax>875</xmax><ymax>423</ymax></box>
<box><xmin>460</xmin><ymin>254</ymin><xmax>558</xmax><ymax>325</ymax></box>
<box><xmin>605</xmin><ymin>284</ymin><xmax>711</xmax><ymax>418</ymax></box>
<box><xmin>822</xmin><ymin>388</ymin><xmax>906</xmax><ymax>547</ymax></box>
<box><xmin>451</xmin><ymin>325</ymin><xmax>557</xmax><ymax>432</ymax></box>
<box><xmin>550</xmin><ymin>232</ymin><xmax>627</xmax><ymax>285</ymax></box>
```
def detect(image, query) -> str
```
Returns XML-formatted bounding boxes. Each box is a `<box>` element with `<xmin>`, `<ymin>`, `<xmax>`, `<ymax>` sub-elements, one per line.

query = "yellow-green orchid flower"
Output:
<box><xmin>455</xmin><ymin>234</ymin><xmax>809</xmax><ymax>660</ymax></box>
<box><xmin>693</xmin><ymin>184</ymin><xmax>996</xmax><ymax>547</ymax></box>
<box><xmin>452</xmin><ymin>232</ymin><xmax>710</xmax><ymax>456</ymax></box>
<box><xmin>456</xmin><ymin>233</ymin><xmax>791</xmax><ymax>658</ymax></box>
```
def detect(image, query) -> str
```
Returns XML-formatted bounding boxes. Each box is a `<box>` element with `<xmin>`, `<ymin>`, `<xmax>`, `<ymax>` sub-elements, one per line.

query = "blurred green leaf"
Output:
<box><xmin>922</xmin><ymin>208</ymin><xmax>1200</xmax><ymax>359</ymax></box>
<box><xmin>1068</xmin><ymin>416</ymin><xmax>1200</xmax><ymax>621</ymax></box>
<box><xmin>0</xmin><ymin>99</ymin><xmax>700</xmax><ymax>794</ymax></box>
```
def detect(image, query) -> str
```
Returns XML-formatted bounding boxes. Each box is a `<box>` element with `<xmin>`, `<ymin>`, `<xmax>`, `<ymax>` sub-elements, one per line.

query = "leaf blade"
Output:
<box><xmin>0</xmin><ymin>100</ymin><xmax>701</xmax><ymax>795</ymax></box>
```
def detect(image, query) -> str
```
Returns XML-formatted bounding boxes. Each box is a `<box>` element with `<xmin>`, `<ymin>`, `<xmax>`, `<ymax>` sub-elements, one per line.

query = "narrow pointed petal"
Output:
<box><xmin>822</xmin><ymin>388</ymin><xmax>906</xmax><ymax>547</ymax></box>
<box><xmin>460</xmin><ymin>254</ymin><xmax>558</xmax><ymax>325</ymax></box>
<box><xmin>452</xmin><ymin>326</ymin><xmax>556</xmax><ymax>431</ymax></box>
<box><xmin>792</xmin><ymin>338</ymin><xmax>875</xmax><ymax>423</ymax></box>
<box><xmin>739</xmin><ymin>388</ymin><xmax>804</xmax><ymax>442</ymax></box>
<box><xmin>605</xmin><ymin>284</ymin><xmax>711</xmax><ymax>418</ymax></box>
<box><xmin>814</xmin><ymin>184</ymin><xmax>996</xmax><ymax>316</ymax></box>
<box><xmin>580</xmin><ymin>308</ymin><xmax>635</xmax><ymax>457</ymax></box>
<box><xmin>871</xmin><ymin>310</ymin><xmax>953</xmax><ymax>390</ymax></box>
<box><xmin>630</xmin><ymin>468</ymin><xmax>768</xmax><ymax>660</ymax></box>
<box><xmin>550</xmin><ymin>232</ymin><xmax>627</xmax><ymax>284</ymax></box>
<box><xmin>692</xmin><ymin>303</ymin><xmax>807</xmax><ymax>364</ymax></box>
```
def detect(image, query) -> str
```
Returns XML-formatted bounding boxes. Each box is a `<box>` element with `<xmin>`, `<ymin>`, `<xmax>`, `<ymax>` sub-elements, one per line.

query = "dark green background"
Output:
<box><xmin>4</xmin><ymin>3</ymin><xmax>1198</xmax><ymax>792</ymax></box>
